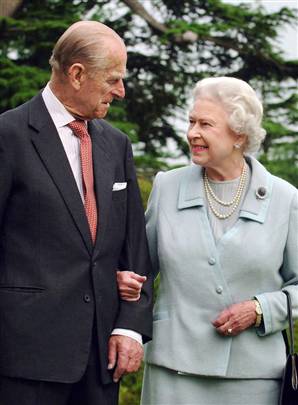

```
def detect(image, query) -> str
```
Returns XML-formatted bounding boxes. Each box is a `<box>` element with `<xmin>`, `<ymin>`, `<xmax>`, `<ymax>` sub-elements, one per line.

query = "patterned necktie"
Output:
<box><xmin>68</xmin><ymin>120</ymin><xmax>98</xmax><ymax>244</ymax></box>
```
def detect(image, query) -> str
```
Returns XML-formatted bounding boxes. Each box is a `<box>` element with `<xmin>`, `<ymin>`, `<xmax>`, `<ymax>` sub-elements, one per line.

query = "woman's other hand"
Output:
<box><xmin>212</xmin><ymin>300</ymin><xmax>257</xmax><ymax>336</ymax></box>
<box><xmin>117</xmin><ymin>271</ymin><xmax>146</xmax><ymax>301</ymax></box>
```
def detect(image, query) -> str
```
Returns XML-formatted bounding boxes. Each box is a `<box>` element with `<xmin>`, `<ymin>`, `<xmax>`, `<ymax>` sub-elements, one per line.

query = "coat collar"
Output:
<box><xmin>177</xmin><ymin>156</ymin><xmax>273</xmax><ymax>223</ymax></box>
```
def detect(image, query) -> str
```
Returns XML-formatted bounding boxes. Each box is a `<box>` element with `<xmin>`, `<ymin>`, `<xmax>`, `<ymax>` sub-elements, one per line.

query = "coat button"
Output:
<box><xmin>208</xmin><ymin>257</ymin><xmax>216</xmax><ymax>265</ymax></box>
<box><xmin>84</xmin><ymin>294</ymin><xmax>91</xmax><ymax>303</ymax></box>
<box><xmin>216</xmin><ymin>286</ymin><xmax>223</xmax><ymax>294</ymax></box>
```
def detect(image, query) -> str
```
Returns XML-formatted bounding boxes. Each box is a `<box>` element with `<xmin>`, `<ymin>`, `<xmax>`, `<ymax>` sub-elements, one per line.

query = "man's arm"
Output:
<box><xmin>108</xmin><ymin>137</ymin><xmax>153</xmax><ymax>381</ymax></box>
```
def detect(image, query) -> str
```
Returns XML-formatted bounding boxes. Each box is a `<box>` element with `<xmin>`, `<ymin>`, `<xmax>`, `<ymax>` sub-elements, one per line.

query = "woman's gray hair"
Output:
<box><xmin>193</xmin><ymin>77</ymin><xmax>266</xmax><ymax>153</ymax></box>
<box><xmin>49</xmin><ymin>21</ymin><xmax>122</xmax><ymax>77</ymax></box>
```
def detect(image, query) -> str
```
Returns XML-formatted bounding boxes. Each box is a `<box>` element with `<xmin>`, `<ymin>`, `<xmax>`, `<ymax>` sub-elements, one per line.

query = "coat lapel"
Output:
<box><xmin>88</xmin><ymin>120</ymin><xmax>114</xmax><ymax>256</ymax></box>
<box><xmin>28</xmin><ymin>94</ymin><xmax>93</xmax><ymax>254</ymax></box>
<box><xmin>177</xmin><ymin>165</ymin><xmax>205</xmax><ymax>210</ymax></box>
<box><xmin>239</xmin><ymin>156</ymin><xmax>273</xmax><ymax>224</ymax></box>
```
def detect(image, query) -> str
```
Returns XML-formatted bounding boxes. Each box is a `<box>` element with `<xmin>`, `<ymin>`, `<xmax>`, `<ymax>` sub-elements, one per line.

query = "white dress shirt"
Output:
<box><xmin>42</xmin><ymin>83</ymin><xmax>142</xmax><ymax>345</ymax></box>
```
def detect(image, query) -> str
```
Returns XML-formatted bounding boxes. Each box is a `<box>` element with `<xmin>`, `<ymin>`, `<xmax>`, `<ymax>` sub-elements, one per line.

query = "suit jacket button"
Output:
<box><xmin>84</xmin><ymin>294</ymin><xmax>91</xmax><ymax>303</ymax></box>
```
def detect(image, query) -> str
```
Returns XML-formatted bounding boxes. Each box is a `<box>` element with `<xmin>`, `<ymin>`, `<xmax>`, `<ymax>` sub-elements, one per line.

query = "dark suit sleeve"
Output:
<box><xmin>114</xmin><ymin>138</ymin><xmax>153</xmax><ymax>343</ymax></box>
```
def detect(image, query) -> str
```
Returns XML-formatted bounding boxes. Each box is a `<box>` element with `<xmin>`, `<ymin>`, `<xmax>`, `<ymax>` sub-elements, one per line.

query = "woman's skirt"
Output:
<box><xmin>141</xmin><ymin>363</ymin><xmax>281</xmax><ymax>405</ymax></box>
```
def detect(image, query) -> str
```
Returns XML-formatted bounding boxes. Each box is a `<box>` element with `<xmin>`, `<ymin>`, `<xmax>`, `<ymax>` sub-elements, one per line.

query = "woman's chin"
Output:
<box><xmin>191</xmin><ymin>155</ymin><xmax>207</xmax><ymax>166</ymax></box>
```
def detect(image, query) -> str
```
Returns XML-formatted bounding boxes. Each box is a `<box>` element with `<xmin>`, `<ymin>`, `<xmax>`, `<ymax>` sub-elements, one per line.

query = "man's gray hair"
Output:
<box><xmin>49</xmin><ymin>21</ymin><xmax>122</xmax><ymax>76</ymax></box>
<box><xmin>193</xmin><ymin>77</ymin><xmax>266</xmax><ymax>153</ymax></box>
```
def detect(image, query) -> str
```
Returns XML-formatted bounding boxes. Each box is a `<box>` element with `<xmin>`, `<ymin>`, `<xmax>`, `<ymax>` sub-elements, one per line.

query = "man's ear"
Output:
<box><xmin>67</xmin><ymin>63</ymin><xmax>86</xmax><ymax>90</ymax></box>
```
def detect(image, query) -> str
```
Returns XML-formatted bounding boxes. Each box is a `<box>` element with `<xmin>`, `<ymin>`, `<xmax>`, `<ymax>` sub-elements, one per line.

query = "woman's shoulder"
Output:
<box><xmin>156</xmin><ymin>165</ymin><xmax>200</xmax><ymax>183</ymax></box>
<box><xmin>151</xmin><ymin>165</ymin><xmax>199</xmax><ymax>200</ymax></box>
<box><xmin>248</xmin><ymin>155</ymin><xmax>297</xmax><ymax>198</ymax></box>
<box><xmin>271</xmin><ymin>175</ymin><xmax>297</xmax><ymax>214</ymax></box>
<box><xmin>271</xmin><ymin>174</ymin><xmax>297</xmax><ymax>195</ymax></box>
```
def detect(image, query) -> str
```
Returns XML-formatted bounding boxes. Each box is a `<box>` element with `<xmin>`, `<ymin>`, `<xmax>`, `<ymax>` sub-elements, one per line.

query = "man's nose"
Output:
<box><xmin>113</xmin><ymin>80</ymin><xmax>125</xmax><ymax>99</ymax></box>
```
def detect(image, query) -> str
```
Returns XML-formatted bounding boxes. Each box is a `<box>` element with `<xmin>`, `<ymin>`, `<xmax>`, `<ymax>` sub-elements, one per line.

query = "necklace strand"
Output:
<box><xmin>204</xmin><ymin>163</ymin><xmax>247</xmax><ymax>219</ymax></box>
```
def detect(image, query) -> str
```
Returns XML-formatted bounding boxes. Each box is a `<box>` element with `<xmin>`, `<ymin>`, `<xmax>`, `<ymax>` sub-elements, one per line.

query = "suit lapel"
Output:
<box><xmin>88</xmin><ymin>120</ymin><xmax>114</xmax><ymax>256</ymax></box>
<box><xmin>28</xmin><ymin>94</ymin><xmax>93</xmax><ymax>255</ymax></box>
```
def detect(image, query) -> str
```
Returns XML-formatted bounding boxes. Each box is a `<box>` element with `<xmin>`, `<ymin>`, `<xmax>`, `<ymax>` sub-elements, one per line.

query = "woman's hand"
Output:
<box><xmin>212</xmin><ymin>300</ymin><xmax>257</xmax><ymax>336</ymax></box>
<box><xmin>117</xmin><ymin>271</ymin><xmax>146</xmax><ymax>301</ymax></box>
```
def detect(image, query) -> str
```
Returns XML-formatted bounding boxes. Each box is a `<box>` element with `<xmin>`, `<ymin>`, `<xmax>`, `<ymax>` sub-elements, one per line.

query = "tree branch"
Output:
<box><xmin>121</xmin><ymin>0</ymin><xmax>297</xmax><ymax>78</ymax></box>
<box><xmin>0</xmin><ymin>0</ymin><xmax>23</xmax><ymax>16</ymax></box>
<box><xmin>121</xmin><ymin>0</ymin><xmax>198</xmax><ymax>43</ymax></box>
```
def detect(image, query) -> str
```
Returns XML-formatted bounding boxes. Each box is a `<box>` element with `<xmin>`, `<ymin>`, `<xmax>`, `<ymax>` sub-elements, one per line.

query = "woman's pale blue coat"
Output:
<box><xmin>144</xmin><ymin>156</ymin><xmax>298</xmax><ymax>379</ymax></box>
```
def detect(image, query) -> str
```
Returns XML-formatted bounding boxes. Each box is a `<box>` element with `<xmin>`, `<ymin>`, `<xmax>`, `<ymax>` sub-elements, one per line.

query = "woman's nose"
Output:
<box><xmin>188</xmin><ymin>126</ymin><xmax>202</xmax><ymax>139</ymax></box>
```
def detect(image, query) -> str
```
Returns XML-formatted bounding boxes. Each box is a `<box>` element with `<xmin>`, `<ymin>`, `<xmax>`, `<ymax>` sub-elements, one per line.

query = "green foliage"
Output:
<box><xmin>0</xmin><ymin>57</ymin><xmax>49</xmax><ymax>110</ymax></box>
<box><xmin>137</xmin><ymin>176</ymin><xmax>153</xmax><ymax>209</ymax></box>
<box><xmin>259</xmin><ymin>140</ymin><xmax>298</xmax><ymax>187</ymax></box>
<box><xmin>120</xmin><ymin>366</ymin><xmax>144</xmax><ymax>405</ymax></box>
<box><xmin>107</xmin><ymin>104</ymin><xmax>140</xmax><ymax>144</ymax></box>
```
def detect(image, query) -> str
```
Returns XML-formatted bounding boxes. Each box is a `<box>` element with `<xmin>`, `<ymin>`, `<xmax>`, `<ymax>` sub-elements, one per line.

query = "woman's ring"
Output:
<box><xmin>227</xmin><ymin>328</ymin><xmax>233</xmax><ymax>335</ymax></box>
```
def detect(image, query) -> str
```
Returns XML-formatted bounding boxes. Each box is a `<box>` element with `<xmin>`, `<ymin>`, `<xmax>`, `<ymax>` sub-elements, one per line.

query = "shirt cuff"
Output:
<box><xmin>111</xmin><ymin>329</ymin><xmax>143</xmax><ymax>345</ymax></box>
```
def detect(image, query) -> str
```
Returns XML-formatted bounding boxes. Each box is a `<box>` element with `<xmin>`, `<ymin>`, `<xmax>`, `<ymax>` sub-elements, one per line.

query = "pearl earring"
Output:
<box><xmin>234</xmin><ymin>143</ymin><xmax>241</xmax><ymax>149</ymax></box>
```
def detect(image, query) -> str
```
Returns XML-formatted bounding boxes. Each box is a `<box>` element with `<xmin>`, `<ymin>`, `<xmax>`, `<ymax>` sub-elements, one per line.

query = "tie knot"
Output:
<box><xmin>68</xmin><ymin>120</ymin><xmax>89</xmax><ymax>140</ymax></box>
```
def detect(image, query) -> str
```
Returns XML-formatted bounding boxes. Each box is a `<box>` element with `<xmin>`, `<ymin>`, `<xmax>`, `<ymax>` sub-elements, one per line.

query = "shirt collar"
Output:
<box><xmin>42</xmin><ymin>82</ymin><xmax>77</xmax><ymax>129</ymax></box>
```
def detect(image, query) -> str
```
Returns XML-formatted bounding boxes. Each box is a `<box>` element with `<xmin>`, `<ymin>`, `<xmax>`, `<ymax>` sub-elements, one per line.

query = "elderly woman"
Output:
<box><xmin>118</xmin><ymin>77</ymin><xmax>298</xmax><ymax>405</ymax></box>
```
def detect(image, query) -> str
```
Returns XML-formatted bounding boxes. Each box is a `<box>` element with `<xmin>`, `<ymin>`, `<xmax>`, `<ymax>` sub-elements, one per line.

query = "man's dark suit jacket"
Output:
<box><xmin>0</xmin><ymin>93</ymin><xmax>153</xmax><ymax>384</ymax></box>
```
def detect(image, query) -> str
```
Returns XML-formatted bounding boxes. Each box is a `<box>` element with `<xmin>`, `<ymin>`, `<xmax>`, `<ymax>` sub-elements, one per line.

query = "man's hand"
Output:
<box><xmin>212</xmin><ymin>300</ymin><xmax>257</xmax><ymax>336</ymax></box>
<box><xmin>108</xmin><ymin>335</ymin><xmax>144</xmax><ymax>382</ymax></box>
<box><xmin>117</xmin><ymin>271</ymin><xmax>146</xmax><ymax>301</ymax></box>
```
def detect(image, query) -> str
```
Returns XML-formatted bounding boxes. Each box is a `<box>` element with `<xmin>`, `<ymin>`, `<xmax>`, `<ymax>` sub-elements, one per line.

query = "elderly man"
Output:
<box><xmin>0</xmin><ymin>21</ymin><xmax>153</xmax><ymax>405</ymax></box>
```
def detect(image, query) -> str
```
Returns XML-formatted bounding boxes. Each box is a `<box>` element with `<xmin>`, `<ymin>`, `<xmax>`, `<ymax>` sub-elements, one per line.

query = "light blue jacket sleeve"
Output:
<box><xmin>256</xmin><ymin>190</ymin><xmax>298</xmax><ymax>336</ymax></box>
<box><xmin>145</xmin><ymin>172</ymin><xmax>163</xmax><ymax>279</ymax></box>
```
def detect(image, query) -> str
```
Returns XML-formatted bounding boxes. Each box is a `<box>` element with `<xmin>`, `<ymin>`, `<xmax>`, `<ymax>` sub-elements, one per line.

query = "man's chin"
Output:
<box><xmin>93</xmin><ymin>106</ymin><xmax>109</xmax><ymax>119</ymax></box>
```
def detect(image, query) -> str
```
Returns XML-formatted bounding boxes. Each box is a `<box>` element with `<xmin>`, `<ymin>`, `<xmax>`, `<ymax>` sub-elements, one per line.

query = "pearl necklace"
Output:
<box><xmin>203</xmin><ymin>163</ymin><xmax>247</xmax><ymax>219</ymax></box>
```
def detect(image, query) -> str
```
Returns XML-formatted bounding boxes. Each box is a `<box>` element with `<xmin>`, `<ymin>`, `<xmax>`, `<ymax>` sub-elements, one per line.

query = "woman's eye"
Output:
<box><xmin>202</xmin><ymin>121</ymin><xmax>211</xmax><ymax>127</ymax></box>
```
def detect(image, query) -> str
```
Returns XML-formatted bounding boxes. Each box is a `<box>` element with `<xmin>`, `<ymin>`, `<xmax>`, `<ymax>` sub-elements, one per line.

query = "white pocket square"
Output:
<box><xmin>112</xmin><ymin>182</ymin><xmax>127</xmax><ymax>191</ymax></box>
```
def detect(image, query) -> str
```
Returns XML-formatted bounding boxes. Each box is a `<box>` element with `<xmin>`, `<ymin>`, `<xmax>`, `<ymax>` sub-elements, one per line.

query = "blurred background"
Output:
<box><xmin>0</xmin><ymin>1</ymin><xmax>297</xmax><ymax>403</ymax></box>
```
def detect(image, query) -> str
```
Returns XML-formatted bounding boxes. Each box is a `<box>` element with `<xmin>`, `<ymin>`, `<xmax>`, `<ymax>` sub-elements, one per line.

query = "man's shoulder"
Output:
<box><xmin>0</xmin><ymin>94</ymin><xmax>39</xmax><ymax>128</ymax></box>
<box><xmin>95</xmin><ymin>118</ymin><xmax>127</xmax><ymax>140</ymax></box>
